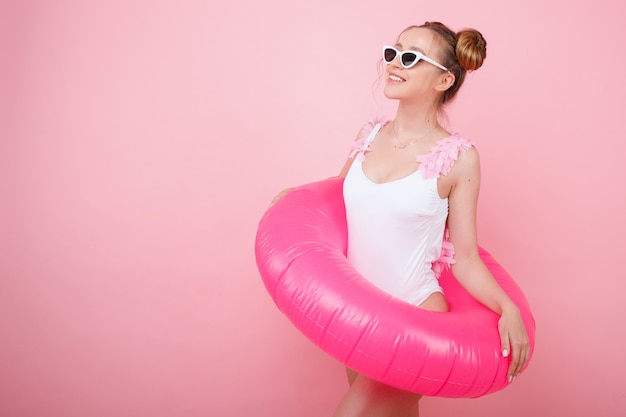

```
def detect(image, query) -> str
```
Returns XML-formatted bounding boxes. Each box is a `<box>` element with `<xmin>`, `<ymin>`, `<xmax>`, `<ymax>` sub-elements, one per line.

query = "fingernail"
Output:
<box><xmin>502</xmin><ymin>349</ymin><xmax>509</xmax><ymax>357</ymax></box>
<box><xmin>508</xmin><ymin>375</ymin><xmax>513</xmax><ymax>383</ymax></box>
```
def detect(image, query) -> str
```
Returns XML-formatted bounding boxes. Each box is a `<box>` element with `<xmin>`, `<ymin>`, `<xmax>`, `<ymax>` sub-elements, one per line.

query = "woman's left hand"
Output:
<box><xmin>498</xmin><ymin>305</ymin><xmax>530</xmax><ymax>382</ymax></box>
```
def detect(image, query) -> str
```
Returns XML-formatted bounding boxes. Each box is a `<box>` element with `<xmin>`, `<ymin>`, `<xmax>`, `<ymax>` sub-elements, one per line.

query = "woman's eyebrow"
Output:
<box><xmin>395</xmin><ymin>42</ymin><xmax>426</xmax><ymax>54</ymax></box>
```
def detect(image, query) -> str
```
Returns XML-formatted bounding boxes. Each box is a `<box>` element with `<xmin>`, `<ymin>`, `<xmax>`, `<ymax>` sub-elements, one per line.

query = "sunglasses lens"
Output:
<box><xmin>383</xmin><ymin>48</ymin><xmax>397</xmax><ymax>63</ymax></box>
<box><xmin>401</xmin><ymin>52</ymin><xmax>418</xmax><ymax>67</ymax></box>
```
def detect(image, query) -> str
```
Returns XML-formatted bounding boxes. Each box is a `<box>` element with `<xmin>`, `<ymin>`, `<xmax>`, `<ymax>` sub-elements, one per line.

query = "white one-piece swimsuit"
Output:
<box><xmin>343</xmin><ymin>120</ymin><xmax>473</xmax><ymax>305</ymax></box>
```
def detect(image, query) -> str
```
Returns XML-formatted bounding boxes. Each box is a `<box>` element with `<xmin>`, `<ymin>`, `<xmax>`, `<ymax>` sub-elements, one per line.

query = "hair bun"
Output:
<box><xmin>455</xmin><ymin>29</ymin><xmax>487</xmax><ymax>71</ymax></box>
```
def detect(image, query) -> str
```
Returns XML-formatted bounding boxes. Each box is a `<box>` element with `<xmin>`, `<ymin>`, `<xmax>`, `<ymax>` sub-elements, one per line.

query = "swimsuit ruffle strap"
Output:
<box><xmin>417</xmin><ymin>133</ymin><xmax>474</xmax><ymax>179</ymax></box>
<box><xmin>348</xmin><ymin>117</ymin><xmax>389</xmax><ymax>162</ymax></box>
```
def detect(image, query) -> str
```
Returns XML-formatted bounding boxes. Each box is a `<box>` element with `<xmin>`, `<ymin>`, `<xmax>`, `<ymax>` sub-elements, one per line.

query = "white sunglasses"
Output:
<box><xmin>382</xmin><ymin>46</ymin><xmax>448</xmax><ymax>71</ymax></box>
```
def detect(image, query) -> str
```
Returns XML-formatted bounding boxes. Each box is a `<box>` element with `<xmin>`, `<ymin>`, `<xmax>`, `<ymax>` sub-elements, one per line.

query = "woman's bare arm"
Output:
<box><xmin>446</xmin><ymin>147</ymin><xmax>530</xmax><ymax>381</ymax></box>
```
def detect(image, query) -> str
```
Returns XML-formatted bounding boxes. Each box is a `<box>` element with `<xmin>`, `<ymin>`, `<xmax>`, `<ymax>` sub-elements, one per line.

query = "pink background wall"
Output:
<box><xmin>1</xmin><ymin>1</ymin><xmax>625</xmax><ymax>416</ymax></box>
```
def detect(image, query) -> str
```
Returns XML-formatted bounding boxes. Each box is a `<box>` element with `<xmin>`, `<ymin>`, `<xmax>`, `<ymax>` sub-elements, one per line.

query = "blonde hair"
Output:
<box><xmin>401</xmin><ymin>22</ymin><xmax>487</xmax><ymax>106</ymax></box>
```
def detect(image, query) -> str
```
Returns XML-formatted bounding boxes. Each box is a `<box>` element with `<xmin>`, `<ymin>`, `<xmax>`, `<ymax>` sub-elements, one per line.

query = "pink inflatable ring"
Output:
<box><xmin>255</xmin><ymin>177</ymin><xmax>535</xmax><ymax>398</ymax></box>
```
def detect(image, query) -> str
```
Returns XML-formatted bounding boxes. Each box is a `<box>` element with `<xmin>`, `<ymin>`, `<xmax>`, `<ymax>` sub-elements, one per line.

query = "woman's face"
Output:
<box><xmin>382</xmin><ymin>27</ymin><xmax>448</xmax><ymax>103</ymax></box>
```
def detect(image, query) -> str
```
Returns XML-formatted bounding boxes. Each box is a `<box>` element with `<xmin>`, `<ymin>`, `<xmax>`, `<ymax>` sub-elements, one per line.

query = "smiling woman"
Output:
<box><xmin>262</xmin><ymin>21</ymin><xmax>534</xmax><ymax>417</ymax></box>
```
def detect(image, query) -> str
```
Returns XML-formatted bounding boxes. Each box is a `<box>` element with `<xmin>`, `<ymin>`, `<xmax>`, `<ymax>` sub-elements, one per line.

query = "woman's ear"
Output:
<box><xmin>434</xmin><ymin>72</ymin><xmax>455</xmax><ymax>92</ymax></box>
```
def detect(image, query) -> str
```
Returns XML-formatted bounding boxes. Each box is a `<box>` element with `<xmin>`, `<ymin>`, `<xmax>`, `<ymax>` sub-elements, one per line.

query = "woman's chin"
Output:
<box><xmin>382</xmin><ymin>89</ymin><xmax>402</xmax><ymax>100</ymax></box>
<box><xmin>382</xmin><ymin>83</ymin><xmax>408</xmax><ymax>100</ymax></box>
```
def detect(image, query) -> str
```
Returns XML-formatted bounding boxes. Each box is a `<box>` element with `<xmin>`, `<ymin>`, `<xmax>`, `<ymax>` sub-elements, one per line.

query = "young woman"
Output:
<box><xmin>272</xmin><ymin>21</ymin><xmax>530</xmax><ymax>417</ymax></box>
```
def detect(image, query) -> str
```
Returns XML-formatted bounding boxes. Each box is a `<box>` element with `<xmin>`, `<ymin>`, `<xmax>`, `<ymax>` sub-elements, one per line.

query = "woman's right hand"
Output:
<box><xmin>270</xmin><ymin>187</ymin><xmax>294</xmax><ymax>207</ymax></box>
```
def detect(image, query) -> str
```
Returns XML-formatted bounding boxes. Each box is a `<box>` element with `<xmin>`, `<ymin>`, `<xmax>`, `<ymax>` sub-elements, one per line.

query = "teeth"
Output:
<box><xmin>389</xmin><ymin>75</ymin><xmax>404</xmax><ymax>82</ymax></box>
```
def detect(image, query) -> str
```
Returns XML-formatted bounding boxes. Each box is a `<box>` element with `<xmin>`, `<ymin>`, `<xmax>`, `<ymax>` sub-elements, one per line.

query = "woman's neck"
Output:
<box><xmin>394</xmin><ymin>101</ymin><xmax>440</xmax><ymax>136</ymax></box>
